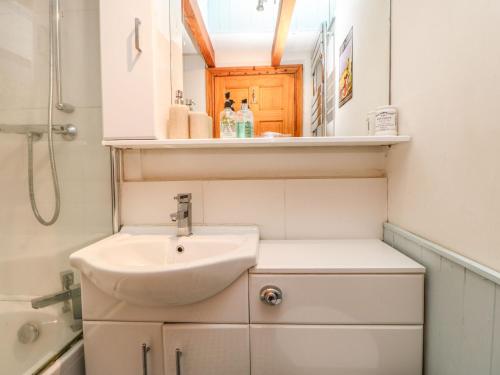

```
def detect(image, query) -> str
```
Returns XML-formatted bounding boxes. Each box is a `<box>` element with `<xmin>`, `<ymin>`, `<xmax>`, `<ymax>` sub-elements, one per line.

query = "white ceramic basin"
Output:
<box><xmin>69</xmin><ymin>226</ymin><xmax>259</xmax><ymax>307</ymax></box>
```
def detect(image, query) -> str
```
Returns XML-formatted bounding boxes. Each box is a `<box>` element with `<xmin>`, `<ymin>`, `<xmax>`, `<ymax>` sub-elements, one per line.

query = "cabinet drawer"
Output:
<box><xmin>163</xmin><ymin>324</ymin><xmax>250</xmax><ymax>375</ymax></box>
<box><xmin>250</xmin><ymin>274</ymin><xmax>423</xmax><ymax>324</ymax></box>
<box><xmin>250</xmin><ymin>324</ymin><xmax>423</xmax><ymax>375</ymax></box>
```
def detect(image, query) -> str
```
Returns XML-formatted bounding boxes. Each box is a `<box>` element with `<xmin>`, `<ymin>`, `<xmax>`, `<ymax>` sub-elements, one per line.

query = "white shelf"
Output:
<box><xmin>102</xmin><ymin>136</ymin><xmax>410</xmax><ymax>149</ymax></box>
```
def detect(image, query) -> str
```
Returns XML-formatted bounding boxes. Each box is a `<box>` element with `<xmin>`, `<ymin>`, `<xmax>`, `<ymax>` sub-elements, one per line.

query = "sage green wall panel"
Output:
<box><xmin>384</xmin><ymin>223</ymin><xmax>499</xmax><ymax>375</ymax></box>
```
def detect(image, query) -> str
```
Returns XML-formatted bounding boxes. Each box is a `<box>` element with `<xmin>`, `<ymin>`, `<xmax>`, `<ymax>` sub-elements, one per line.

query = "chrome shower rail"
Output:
<box><xmin>0</xmin><ymin>124</ymin><xmax>77</xmax><ymax>139</ymax></box>
<box><xmin>54</xmin><ymin>0</ymin><xmax>74</xmax><ymax>113</ymax></box>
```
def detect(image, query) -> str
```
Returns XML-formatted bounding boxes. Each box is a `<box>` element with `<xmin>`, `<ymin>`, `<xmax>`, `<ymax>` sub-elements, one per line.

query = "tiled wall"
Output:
<box><xmin>121</xmin><ymin>178</ymin><xmax>388</xmax><ymax>240</ymax></box>
<box><xmin>0</xmin><ymin>0</ymin><xmax>112</xmax><ymax>297</ymax></box>
<box><xmin>384</xmin><ymin>223</ymin><xmax>500</xmax><ymax>375</ymax></box>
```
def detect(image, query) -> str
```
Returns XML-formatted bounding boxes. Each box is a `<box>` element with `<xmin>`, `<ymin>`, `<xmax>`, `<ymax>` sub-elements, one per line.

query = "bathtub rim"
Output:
<box><xmin>33</xmin><ymin>334</ymin><xmax>83</xmax><ymax>375</ymax></box>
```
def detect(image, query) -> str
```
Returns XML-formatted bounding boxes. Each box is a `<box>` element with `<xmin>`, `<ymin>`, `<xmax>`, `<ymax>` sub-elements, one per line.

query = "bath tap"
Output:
<box><xmin>31</xmin><ymin>271</ymin><xmax>82</xmax><ymax>331</ymax></box>
<box><xmin>170</xmin><ymin>193</ymin><xmax>193</xmax><ymax>236</ymax></box>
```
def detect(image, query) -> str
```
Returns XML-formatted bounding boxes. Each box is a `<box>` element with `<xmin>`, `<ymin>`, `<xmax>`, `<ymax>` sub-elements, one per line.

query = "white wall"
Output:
<box><xmin>122</xmin><ymin>147</ymin><xmax>388</xmax><ymax>181</ymax></box>
<box><xmin>282</xmin><ymin>51</ymin><xmax>313</xmax><ymax>136</ymax></box>
<box><xmin>334</xmin><ymin>0</ymin><xmax>390</xmax><ymax>136</ymax></box>
<box><xmin>183</xmin><ymin>54</ymin><xmax>207</xmax><ymax>112</ymax></box>
<box><xmin>388</xmin><ymin>0</ymin><xmax>500</xmax><ymax>271</ymax></box>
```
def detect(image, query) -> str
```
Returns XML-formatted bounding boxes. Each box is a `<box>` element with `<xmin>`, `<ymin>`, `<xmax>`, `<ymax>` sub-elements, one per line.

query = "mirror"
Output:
<box><xmin>181</xmin><ymin>0</ymin><xmax>390</xmax><ymax>139</ymax></box>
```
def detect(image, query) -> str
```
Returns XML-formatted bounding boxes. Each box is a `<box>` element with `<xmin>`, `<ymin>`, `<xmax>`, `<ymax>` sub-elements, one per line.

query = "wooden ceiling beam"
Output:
<box><xmin>271</xmin><ymin>0</ymin><xmax>296</xmax><ymax>67</ymax></box>
<box><xmin>182</xmin><ymin>0</ymin><xmax>216</xmax><ymax>68</ymax></box>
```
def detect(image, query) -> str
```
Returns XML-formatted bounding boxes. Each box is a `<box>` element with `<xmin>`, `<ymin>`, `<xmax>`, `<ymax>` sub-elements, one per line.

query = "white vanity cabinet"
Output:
<box><xmin>100</xmin><ymin>0</ymin><xmax>183</xmax><ymax>140</ymax></box>
<box><xmin>80</xmin><ymin>272</ymin><xmax>250</xmax><ymax>375</ymax></box>
<box><xmin>79</xmin><ymin>240</ymin><xmax>424</xmax><ymax>374</ymax></box>
<box><xmin>248</xmin><ymin>240</ymin><xmax>425</xmax><ymax>375</ymax></box>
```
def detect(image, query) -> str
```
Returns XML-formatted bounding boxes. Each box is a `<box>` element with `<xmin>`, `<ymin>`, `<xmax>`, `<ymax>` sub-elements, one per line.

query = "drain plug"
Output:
<box><xmin>18</xmin><ymin>322</ymin><xmax>40</xmax><ymax>344</ymax></box>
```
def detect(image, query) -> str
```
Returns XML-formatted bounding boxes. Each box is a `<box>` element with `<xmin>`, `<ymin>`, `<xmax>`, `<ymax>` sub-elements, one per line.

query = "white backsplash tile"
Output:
<box><xmin>121</xmin><ymin>181</ymin><xmax>204</xmax><ymax>225</ymax></box>
<box><xmin>203</xmin><ymin>180</ymin><xmax>286</xmax><ymax>240</ymax></box>
<box><xmin>119</xmin><ymin>178</ymin><xmax>387</xmax><ymax>240</ymax></box>
<box><xmin>284</xmin><ymin>178</ymin><xmax>387</xmax><ymax>239</ymax></box>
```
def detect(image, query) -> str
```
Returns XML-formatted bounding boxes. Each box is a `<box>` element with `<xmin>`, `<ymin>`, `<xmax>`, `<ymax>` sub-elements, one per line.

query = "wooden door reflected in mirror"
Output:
<box><xmin>207</xmin><ymin>66</ymin><xmax>303</xmax><ymax>138</ymax></box>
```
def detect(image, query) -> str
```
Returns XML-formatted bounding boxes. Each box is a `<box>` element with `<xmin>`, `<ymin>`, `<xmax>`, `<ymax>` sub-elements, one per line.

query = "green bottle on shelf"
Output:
<box><xmin>236</xmin><ymin>99</ymin><xmax>254</xmax><ymax>138</ymax></box>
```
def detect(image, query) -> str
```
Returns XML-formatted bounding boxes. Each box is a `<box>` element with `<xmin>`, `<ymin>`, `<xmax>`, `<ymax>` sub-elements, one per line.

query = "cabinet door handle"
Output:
<box><xmin>176</xmin><ymin>348</ymin><xmax>182</xmax><ymax>375</ymax></box>
<box><xmin>134</xmin><ymin>18</ymin><xmax>142</xmax><ymax>53</ymax></box>
<box><xmin>142</xmin><ymin>343</ymin><xmax>151</xmax><ymax>375</ymax></box>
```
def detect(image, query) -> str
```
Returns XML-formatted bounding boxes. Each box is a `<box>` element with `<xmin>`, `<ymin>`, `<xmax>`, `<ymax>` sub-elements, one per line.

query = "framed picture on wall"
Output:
<box><xmin>339</xmin><ymin>27</ymin><xmax>353</xmax><ymax>108</ymax></box>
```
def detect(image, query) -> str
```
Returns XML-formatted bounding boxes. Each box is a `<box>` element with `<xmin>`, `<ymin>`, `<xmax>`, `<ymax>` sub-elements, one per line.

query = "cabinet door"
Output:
<box><xmin>83</xmin><ymin>321</ymin><xmax>163</xmax><ymax>375</ymax></box>
<box><xmin>250</xmin><ymin>324</ymin><xmax>422</xmax><ymax>375</ymax></box>
<box><xmin>163</xmin><ymin>324</ymin><xmax>250</xmax><ymax>375</ymax></box>
<box><xmin>249</xmin><ymin>274</ymin><xmax>424</xmax><ymax>324</ymax></box>
<box><xmin>100</xmin><ymin>0</ymin><xmax>156</xmax><ymax>139</ymax></box>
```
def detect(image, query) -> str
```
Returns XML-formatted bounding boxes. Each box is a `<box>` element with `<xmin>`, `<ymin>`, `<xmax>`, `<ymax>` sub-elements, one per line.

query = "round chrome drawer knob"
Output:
<box><xmin>260</xmin><ymin>286</ymin><xmax>283</xmax><ymax>306</ymax></box>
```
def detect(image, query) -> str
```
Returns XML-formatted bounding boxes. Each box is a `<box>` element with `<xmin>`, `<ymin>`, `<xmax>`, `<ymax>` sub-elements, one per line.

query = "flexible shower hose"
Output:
<box><xmin>27</xmin><ymin>1</ymin><xmax>61</xmax><ymax>226</ymax></box>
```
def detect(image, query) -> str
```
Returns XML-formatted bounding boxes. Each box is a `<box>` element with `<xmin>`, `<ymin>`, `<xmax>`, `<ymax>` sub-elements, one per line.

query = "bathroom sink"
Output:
<box><xmin>69</xmin><ymin>226</ymin><xmax>259</xmax><ymax>307</ymax></box>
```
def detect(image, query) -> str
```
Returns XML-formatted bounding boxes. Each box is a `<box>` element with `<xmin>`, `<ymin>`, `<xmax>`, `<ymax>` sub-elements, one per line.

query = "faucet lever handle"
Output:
<box><xmin>174</xmin><ymin>193</ymin><xmax>192</xmax><ymax>203</ymax></box>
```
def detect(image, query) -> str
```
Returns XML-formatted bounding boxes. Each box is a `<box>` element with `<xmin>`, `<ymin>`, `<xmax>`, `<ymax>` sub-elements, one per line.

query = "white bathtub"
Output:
<box><xmin>0</xmin><ymin>301</ymin><xmax>80</xmax><ymax>375</ymax></box>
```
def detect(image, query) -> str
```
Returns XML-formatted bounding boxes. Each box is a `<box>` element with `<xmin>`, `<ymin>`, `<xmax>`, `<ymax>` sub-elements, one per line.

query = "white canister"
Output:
<box><xmin>367</xmin><ymin>111</ymin><xmax>376</xmax><ymax>135</ymax></box>
<box><xmin>167</xmin><ymin>104</ymin><xmax>189</xmax><ymax>139</ymax></box>
<box><xmin>375</xmin><ymin>106</ymin><xmax>398</xmax><ymax>136</ymax></box>
<box><xmin>189</xmin><ymin>112</ymin><xmax>211</xmax><ymax>139</ymax></box>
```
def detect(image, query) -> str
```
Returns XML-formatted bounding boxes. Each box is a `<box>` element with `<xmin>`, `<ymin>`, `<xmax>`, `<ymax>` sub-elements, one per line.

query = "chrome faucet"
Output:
<box><xmin>170</xmin><ymin>193</ymin><xmax>192</xmax><ymax>236</ymax></box>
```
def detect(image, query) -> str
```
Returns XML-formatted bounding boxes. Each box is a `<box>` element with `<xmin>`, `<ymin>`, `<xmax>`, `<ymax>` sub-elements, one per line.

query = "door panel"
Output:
<box><xmin>213</xmin><ymin>73</ymin><xmax>296</xmax><ymax>137</ymax></box>
<box><xmin>255</xmin><ymin>121</ymin><xmax>284</xmax><ymax>135</ymax></box>
<box><xmin>260</xmin><ymin>86</ymin><xmax>283</xmax><ymax>110</ymax></box>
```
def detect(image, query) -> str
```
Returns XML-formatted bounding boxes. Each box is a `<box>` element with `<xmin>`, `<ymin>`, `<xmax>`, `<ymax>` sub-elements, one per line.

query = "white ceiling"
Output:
<box><xmin>182</xmin><ymin>0</ymin><xmax>334</xmax><ymax>65</ymax></box>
